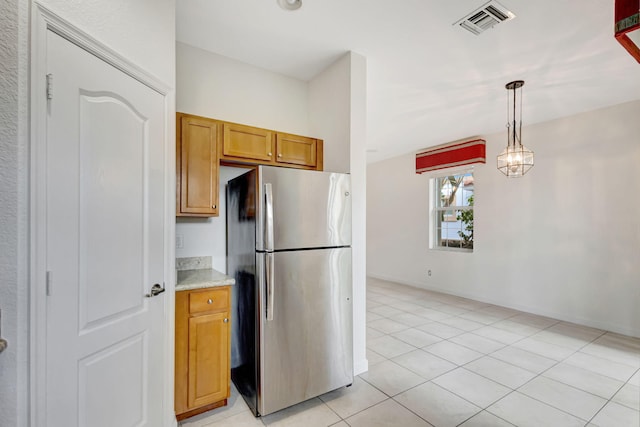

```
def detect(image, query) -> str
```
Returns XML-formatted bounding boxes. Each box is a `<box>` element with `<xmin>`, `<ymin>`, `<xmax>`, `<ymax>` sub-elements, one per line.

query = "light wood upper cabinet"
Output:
<box><xmin>222</xmin><ymin>122</ymin><xmax>274</xmax><ymax>162</ymax></box>
<box><xmin>176</xmin><ymin>112</ymin><xmax>325</xmax><ymax>217</ymax></box>
<box><xmin>218</xmin><ymin>119</ymin><xmax>323</xmax><ymax>170</ymax></box>
<box><xmin>175</xmin><ymin>286</ymin><xmax>231</xmax><ymax>421</ymax></box>
<box><xmin>176</xmin><ymin>114</ymin><xmax>220</xmax><ymax>217</ymax></box>
<box><xmin>275</xmin><ymin>133</ymin><xmax>318</xmax><ymax>168</ymax></box>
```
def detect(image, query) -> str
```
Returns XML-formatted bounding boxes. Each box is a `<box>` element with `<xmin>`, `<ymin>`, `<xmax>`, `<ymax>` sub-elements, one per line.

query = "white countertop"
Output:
<box><xmin>175</xmin><ymin>268</ymin><xmax>235</xmax><ymax>292</ymax></box>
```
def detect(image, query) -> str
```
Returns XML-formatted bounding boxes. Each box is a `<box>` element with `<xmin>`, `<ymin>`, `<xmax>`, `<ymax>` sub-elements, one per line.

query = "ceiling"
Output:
<box><xmin>176</xmin><ymin>0</ymin><xmax>640</xmax><ymax>163</ymax></box>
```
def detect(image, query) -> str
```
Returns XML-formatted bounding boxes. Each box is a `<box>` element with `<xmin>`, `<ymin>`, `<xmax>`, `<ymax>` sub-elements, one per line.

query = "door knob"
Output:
<box><xmin>146</xmin><ymin>283</ymin><xmax>165</xmax><ymax>298</ymax></box>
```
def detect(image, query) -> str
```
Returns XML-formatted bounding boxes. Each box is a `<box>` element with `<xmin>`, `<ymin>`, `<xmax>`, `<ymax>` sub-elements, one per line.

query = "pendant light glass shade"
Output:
<box><xmin>497</xmin><ymin>144</ymin><xmax>534</xmax><ymax>177</ymax></box>
<box><xmin>497</xmin><ymin>80</ymin><xmax>534</xmax><ymax>177</ymax></box>
<box><xmin>277</xmin><ymin>0</ymin><xmax>302</xmax><ymax>10</ymax></box>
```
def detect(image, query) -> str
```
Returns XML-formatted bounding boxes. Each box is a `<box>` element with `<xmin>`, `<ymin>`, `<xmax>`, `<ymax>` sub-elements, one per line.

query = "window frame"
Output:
<box><xmin>429</xmin><ymin>168</ymin><xmax>475</xmax><ymax>252</ymax></box>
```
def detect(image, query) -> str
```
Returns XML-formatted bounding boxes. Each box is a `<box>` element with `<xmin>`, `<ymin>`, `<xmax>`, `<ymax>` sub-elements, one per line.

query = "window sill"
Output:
<box><xmin>431</xmin><ymin>246</ymin><xmax>473</xmax><ymax>253</ymax></box>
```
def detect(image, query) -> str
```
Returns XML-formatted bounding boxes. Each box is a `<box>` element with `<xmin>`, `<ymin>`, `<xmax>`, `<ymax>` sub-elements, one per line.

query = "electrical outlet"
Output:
<box><xmin>428</xmin><ymin>269</ymin><xmax>432</xmax><ymax>277</ymax></box>
<box><xmin>176</xmin><ymin>234</ymin><xmax>184</xmax><ymax>249</ymax></box>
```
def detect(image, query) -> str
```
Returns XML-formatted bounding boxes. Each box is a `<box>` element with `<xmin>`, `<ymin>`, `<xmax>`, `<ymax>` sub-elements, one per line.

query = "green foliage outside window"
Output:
<box><xmin>456</xmin><ymin>194</ymin><xmax>474</xmax><ymax>247</ymax></box>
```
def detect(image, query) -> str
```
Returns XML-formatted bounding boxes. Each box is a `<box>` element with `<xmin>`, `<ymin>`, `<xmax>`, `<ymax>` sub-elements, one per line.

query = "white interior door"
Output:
<box><xmin>44</xmin><ymin>30</ymin><xmax>166</xmax><ymax>427</ymax></box>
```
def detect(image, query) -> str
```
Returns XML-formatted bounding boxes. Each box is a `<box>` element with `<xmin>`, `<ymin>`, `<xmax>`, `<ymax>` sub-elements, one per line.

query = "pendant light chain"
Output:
<box><xmin>512</xmin><ymin>83</ymin><xmax>517</xmax><ymax>147</ymax></box>
<box><xmin>518</xmin><ymin>84</ymin><xmax>523</xmax><ymax>146</ymax></box>
<box><xmin>506</xmin><ymin>84</ymin><xmax>511</xmax><ymax>146</ymax></box>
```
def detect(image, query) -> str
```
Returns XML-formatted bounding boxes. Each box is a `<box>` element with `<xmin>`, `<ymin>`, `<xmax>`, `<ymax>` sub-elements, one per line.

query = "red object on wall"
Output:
<box><xmin>615</xmin><ymin>0</ymin><xmax>640</xmax><ymax>63</ymax></box>
<box><xmin>415</xmin><ymin>139</ymin><xmax>486</xmax><ymax>174</ymax></box>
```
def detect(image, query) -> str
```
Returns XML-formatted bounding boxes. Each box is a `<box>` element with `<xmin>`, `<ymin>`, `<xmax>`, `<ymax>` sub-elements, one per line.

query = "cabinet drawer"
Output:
<box><xmin>188</xmin><ymin>288</ymin><xmax>229</xmax><ymax>314</ymax></box>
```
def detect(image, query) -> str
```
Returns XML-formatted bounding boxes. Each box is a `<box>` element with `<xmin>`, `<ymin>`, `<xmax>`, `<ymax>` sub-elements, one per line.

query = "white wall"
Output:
<box><xmin>175</xmin><ymin>43</ymin><xmax>311</xmax><ymax>269</ymax></box>
<box><xmin>349</xmin><ymin>54</ymin><xmax>368</xmax><ymax>376</ymax></box>
<box><xmin>176</xmin><ymin>44</ymin><xmax>369</xmax><ymax>375</ymax></box>
<box><xmin>177</xmin><ymin>42</ymin><xmax>310</xmax><ymax>134</ymax></box>
<box><xmin>309</xmin><ymin>52</ymin><xmax>368</xmax><ymax>375</ymax></box>
<box><xmin>176</xmin><ymin>166</ymin><xmax>248</xmax><ymax>272</ymax></box>
<box><xmin>0</xmin><ymin>1</ymin><xmax>29</xmax><ymax>425</ymax></box>
<box><xmin>308</xmin><ymin>54</ymin><xmax>351</xmax><ymax>173</ymax></box>
<box><xmin>0</xmin><ymin>1</ymin><xmax>176</xmax><ymax>424</ymax></box>
<box><xmin>368</xmin><ymin>100</ymin><xmax>640</xmax><ymax>338</ymax></box>
<box><xmin>39</xmin><ymin>0</ymin><xmax>176</xmax><ymax>84</ymax></box>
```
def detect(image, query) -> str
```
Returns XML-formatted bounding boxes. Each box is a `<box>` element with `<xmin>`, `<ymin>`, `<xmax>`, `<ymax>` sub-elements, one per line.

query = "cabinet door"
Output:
<box><xmin>174</xmin><ymin>291</ymin><xmax>189</xmax><ymax>415</ymax></box>
<box><xmin>223</xmin><ymin>123</ymin><xmax>274</xmax><ymax>162</ymax></box>
<box><xmin>187</xmin><ymin>311</ymin><xmax>230</xmax><ymax>409</ymax></box>
<box><xmin>178</xmin><ymin>116</ymin><xmax>219</xmax><ymax>216</ymax></box>
<box><xmin>275</xmin><ymin>133</ymin><xmax>318</xmax><ymax>168</ymax></box>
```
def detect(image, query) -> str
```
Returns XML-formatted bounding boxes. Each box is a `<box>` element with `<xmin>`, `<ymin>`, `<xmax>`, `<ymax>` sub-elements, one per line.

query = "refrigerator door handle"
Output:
<box><xmin>266</xmin><ymin>252</ymin><xmax>275</xmax><ymax>321</ymax></box>
<box><xmin>264</xmin><ymin>183</ymin><xmax>274</xmax><ymax>252</ymax></box>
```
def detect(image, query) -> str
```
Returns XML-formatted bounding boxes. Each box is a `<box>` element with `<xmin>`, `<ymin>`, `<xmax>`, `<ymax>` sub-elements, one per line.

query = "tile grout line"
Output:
<box><xmin>354</xmin><ymin>374</ymin><xmax>435</xmax><ymax>425</ymax></box>
<box><xmin>319</xmin><ymin>377</ymin><xmax>397</xmax><ymax>423</ymax></box>
<box><xmin>368</xmin><ymin>295</ymin><xmax>634</xmax><ymax>418</ymax></box>
<box><xmin>584</xmin><ymin>363</ymin><xmax>640</xmax><ymax>425</ymax></box>
<box><xmin>454</xmin><ymin>408</ymin><xmax>517</xmax><ymax>427</ymax></box>
<box><xmin>365</xmin><ymin>283</ymin><xmax>639</xmax><ymax>427</ymax></box>
<box><xmin>459</xmin><ymin>316</ymin><xmax>623</xmax><ymax>424</ymax></box>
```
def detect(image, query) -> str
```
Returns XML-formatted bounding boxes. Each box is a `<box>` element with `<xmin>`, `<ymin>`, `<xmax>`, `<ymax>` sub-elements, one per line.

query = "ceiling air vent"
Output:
<box><xmin>454</xmin><ymin>1</ymin><xmax>515</xmax><ymax>35</ymax></box>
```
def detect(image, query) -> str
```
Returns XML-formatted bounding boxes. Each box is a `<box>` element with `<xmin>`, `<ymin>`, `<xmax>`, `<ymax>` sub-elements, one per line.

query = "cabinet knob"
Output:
<box><xmin>212</xmin><ymin>204</ymin><xmax>217</xmax><ymax>209</ymax></box>
<box><xmin>268</xmin><ymin>152</ymin><xmax>272</xmax><ymax>156</ymax></box>
<box><xmin>223</xmin><ymin>318</ymin><xmax>229</xmax><ymax>323</ymax></box>
<box><xmin>207</xmin><ymin>299</ymin><xmax>213</xmax><ymax>304</ymax></box>
<box><xmin>278</xmin><ymin>153</ymin><xmax>282</xmax><ymax>157</ymax></box>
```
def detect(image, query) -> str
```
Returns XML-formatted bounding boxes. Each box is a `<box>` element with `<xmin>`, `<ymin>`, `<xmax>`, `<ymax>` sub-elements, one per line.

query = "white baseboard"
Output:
<box><xmin>367</xmin><ymin>273</ymin><xmax>640</xmax><ymax>339</ymax></box>
<box><xmin>353</xmin><ymin>358</ymin><xmax>368</xmax><ymax>376</ymax></box>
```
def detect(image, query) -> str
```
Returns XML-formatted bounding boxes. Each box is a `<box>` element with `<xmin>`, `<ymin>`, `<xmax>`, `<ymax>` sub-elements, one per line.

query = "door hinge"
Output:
<box><xmin>46</xmin><ymin>271</ymin><xmax>52</xmax><ymax>296</ymax></box>
<box><xmin>46</xmin><ymin>74</ymin><xmax>53</xmax><ymax>100</ymax></box>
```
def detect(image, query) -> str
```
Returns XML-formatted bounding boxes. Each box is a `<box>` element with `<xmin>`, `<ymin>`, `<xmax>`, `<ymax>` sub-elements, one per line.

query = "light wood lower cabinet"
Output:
<box><xmin>175</xmin><ymin>286</ymin><xmax>231</xmax><ymax>421</ymax></box>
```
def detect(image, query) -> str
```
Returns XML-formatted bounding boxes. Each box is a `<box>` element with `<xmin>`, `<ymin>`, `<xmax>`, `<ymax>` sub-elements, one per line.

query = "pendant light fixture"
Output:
<box><xmin>277</xmin><ymin>0</ymin><xmax>302</xmax><ymax>11</ymax></box>
<box><xmin>497</xmin><ymin>80</ymin><xmax>534</xmax><ymax>177</ymax></box>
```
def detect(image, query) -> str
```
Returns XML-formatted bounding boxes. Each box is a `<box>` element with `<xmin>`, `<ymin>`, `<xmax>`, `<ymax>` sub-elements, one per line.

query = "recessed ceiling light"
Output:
<box><xmin>278</xmin><ymin>0</ymin><xmax>302</xmax><ymax>11</ymax></box>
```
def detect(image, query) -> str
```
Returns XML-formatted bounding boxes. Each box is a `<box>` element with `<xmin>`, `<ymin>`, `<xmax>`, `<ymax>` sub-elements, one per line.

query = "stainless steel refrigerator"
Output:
<box><xmin>227</xmin><ymin>165</ymin><xmax>353</xmax><ymax>417</ymax></box>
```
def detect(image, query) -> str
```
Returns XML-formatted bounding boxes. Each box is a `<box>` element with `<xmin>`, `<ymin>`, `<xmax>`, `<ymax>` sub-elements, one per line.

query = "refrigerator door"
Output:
<box><xmin>258</xmin><ymin>247</ymin><xmax>353</xmax><ymax>416</ymax></box>
<box><xmin>256</xmin><ymin>166</ymin><xmax>351</xmax><ymax>251</ymax></box>
<box><xmin>227</xmin><ymin>169</ymin><xmax>260</xmax><ymax>414</ymax></box>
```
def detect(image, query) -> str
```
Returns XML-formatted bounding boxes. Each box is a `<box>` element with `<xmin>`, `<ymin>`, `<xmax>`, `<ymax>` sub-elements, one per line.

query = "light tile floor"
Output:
<box><xmin>181</xmin><ymin>277</ymin><xmax>640</xmax><ymax>427</ymax></box>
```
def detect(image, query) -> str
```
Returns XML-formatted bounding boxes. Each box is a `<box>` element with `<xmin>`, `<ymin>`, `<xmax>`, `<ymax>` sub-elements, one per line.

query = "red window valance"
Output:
<box><xmin>416</xmin><ymin>139</ymin><xmax>486</xmax><ymax>174</ymax></box>
<box><xmin>615</xmin><ymin>0</ymin><xmax>640</xmax><ymax>63</ymax></box>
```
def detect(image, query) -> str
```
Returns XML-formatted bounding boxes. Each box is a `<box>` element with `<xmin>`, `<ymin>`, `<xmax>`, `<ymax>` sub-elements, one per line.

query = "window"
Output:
<box><xmin>432</xmin><ymin>171</ymin><xmax>474</xmax><ymax>251</ymax></box>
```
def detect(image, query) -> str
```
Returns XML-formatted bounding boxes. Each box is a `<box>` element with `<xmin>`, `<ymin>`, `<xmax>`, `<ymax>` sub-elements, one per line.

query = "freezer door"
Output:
<box><xmin>257</xmin><ymin>166</ymin><xmax>351</xmax><ymax>251</ymax></box>
<box><xmin>258</xmin><ymin>247</ymin><xmax>353</xmax><ymax>416</ymax></box>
